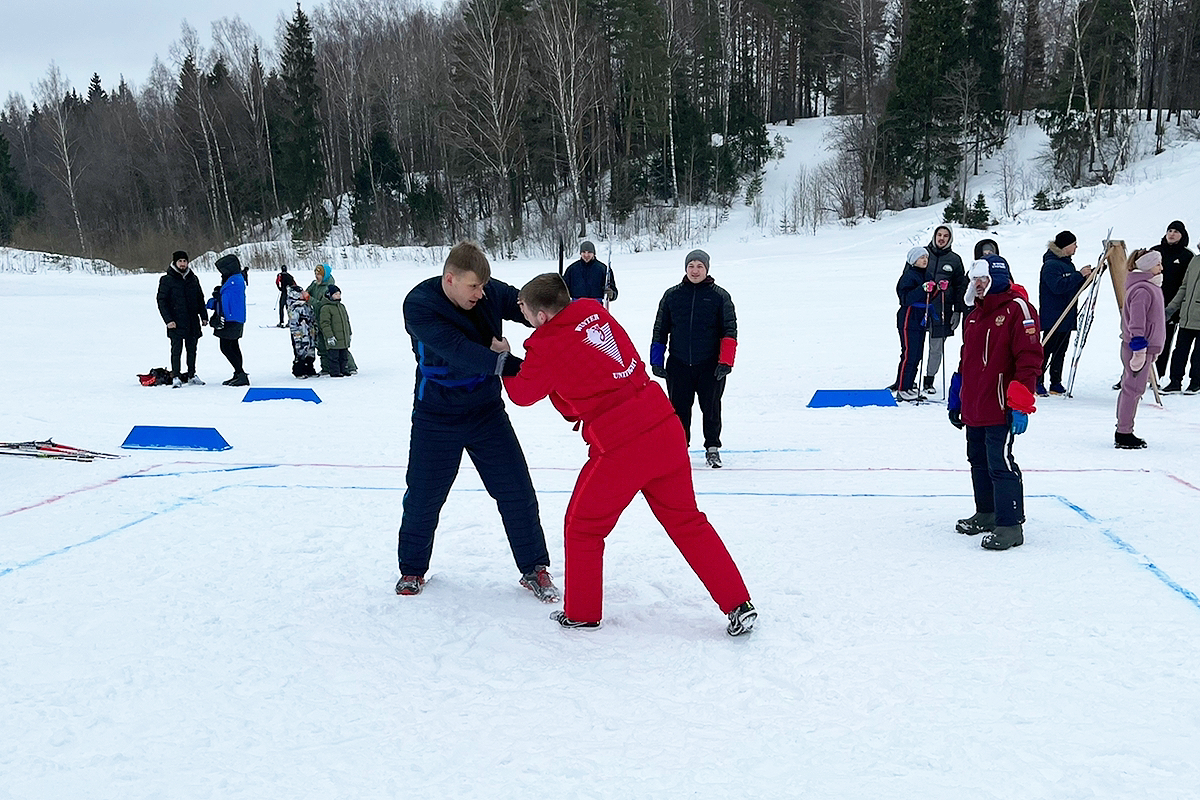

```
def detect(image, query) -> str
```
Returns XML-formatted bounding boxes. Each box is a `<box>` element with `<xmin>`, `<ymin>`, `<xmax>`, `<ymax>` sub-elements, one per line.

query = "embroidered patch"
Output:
<box><xmin>995</xmin><ymin>315</ymin><xmax>1007</xmax><ymax>326</ymax></box>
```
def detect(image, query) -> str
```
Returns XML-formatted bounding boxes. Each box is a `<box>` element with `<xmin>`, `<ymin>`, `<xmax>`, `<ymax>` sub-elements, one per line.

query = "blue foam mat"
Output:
<box><xmin>807</xmin><ymin>389</ymin><xmax>898</xmax><ymax>408</ymax></box>
<box><xmin>241</xmin><ymin>387</ymin><xmax>322</xmax><ymax>404</ymax></box>
<box><xmin>121</xmin><ymin>426</ymin><xmax>232</xmax><ymax>451</ymax></box>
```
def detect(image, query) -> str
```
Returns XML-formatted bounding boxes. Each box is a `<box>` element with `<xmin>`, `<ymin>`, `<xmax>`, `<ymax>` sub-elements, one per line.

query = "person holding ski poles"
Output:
<box><xmin>562</xmin><ymin>241</ymin><xmax>616</xmax><ymax>304</ymax></box>
<box><xmin>1038</xmin><ymin>231</ymin><xmax>1093</xmax><ymax>395</ymax></box>
<box><xmin>892</xmin><ymin>246</ymin><xmax>938</xmax><ymax>401</ymax></box>
<box><xmin>395</xmin><ymin>241</ymin><xmax>559</xmax><ymax>603</ymax></box>
<box><xmin>499</xmin><ymin>273</ymin><xmax>756</xmax><ymax>636</ymax></box>
<box><xmin>649</xmin><ymin>249</ymin><xmax>738</xmax><ymax>468</ymax></box>
<box><xmin>922</xmin><ymin>225</ymin><xmax>967</xmax><ymax>395</ymax></box>
<box><xmin>948</xmin><ymin>258</ymin><xmax>1043</xmax><ymax>551</ymax></box>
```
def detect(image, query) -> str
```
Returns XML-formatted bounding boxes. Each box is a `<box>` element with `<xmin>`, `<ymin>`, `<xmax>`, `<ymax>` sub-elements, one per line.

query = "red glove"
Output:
<box><xmin>937</xmin><ymin>280</ymin><xmax>949</xmax><ymax>291</ymax></box>
<box><xmin>922</xmin><ymin>281</ymin><xmax>936</xmax><ymax>293</ymax></box>
<box><xmin>1006</xmin><ymin>381</ymin><xmax>1037</xmax><ymax>414</ymax></box>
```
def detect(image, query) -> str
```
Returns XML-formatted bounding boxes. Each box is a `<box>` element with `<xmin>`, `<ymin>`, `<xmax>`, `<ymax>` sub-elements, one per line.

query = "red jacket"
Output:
<box><xmin>503</xmin><ymin>300</ymin><xmax>676</xmax><ymax>454</ymax></box>
<box><xmin>957</xmin><ymin>288</ymin><xmax>1043</xmax><ymax>427</ymax></box>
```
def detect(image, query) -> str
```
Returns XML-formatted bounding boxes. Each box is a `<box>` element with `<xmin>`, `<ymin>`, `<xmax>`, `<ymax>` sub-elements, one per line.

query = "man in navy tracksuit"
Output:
<box><xmin>396</xmin><ymin>241</ymin><xmax>559</xmax><ymax>602</ymax></box>
<box><xmin>562</xmin><ymin>240</ymin><xmax>617</xmax><ymax>303</ymax></box>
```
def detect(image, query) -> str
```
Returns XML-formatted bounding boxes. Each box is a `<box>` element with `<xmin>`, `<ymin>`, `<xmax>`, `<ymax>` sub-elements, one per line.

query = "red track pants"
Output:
<box><xmin>562</xmin><ymin>417</ymin><xmax>750</xmax><ymax>623</ymax></box>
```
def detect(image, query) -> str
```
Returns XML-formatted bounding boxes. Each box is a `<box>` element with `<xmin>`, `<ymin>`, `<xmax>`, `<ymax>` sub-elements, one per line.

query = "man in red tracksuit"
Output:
<box><xmin>948</xmin><ymin>256</ymin><xmax>1043</xmax><ymax>551</ymax></box>
<box><xmin>498</xmin><ymin>273</ymin><xmax>757</xmax><ymax>635</ymax></box>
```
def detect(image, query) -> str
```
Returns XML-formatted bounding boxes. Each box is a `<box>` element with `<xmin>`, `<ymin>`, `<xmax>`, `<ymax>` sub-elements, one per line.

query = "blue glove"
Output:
<box><xmin>947</xmin><ymin>372</ymin><xmax>962</xmax><ymax>412</ymax></box>
<box><xmin>1010</xmin><ymin>410</ymin><xmax>1028</xmax><ymax>435</ymax></box>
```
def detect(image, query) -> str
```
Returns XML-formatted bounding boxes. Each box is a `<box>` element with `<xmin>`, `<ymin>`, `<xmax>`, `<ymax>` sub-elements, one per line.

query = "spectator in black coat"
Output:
<box><xmin>893</xmin><ymin>246</ymin><xmax>932</xmax><ymax>401</ymax></box>
<box><xmin>1038</xmin><ymin>231</ymin><xmax>1094</xmax><ymax>394</ymax></box>
<box><xmin>562</xmin><ymin>240</ymin><xmax>617</xmax><ymax>304</ymax></box>
<box><xmin>649</xmin><ymin>249</ymin><xmax>738</xmax><ymax>468</ymax></box>
<box><xmin>922</xmin><ymin>225</ymin><xmax>967</xmax><ymax>393</ymax></box>
<box><xmin>156</xmin><ymin>250</ymin><xmax>208</xmax><ymax>387</ymax></box>
<box><xmin>1150</xmin><ymin>220</ymin><xmax>1193</xmax><ymax>378</ymax></box>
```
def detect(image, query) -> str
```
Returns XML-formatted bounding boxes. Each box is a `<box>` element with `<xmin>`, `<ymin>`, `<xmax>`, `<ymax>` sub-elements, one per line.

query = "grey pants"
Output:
<box><xmin>925</xmin><ymin>336</ymin><xmax>947</xmax><ymax>378</ymax></box>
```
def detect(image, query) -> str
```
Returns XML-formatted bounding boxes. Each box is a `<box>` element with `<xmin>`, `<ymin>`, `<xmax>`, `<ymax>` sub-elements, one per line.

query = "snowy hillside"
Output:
<box><xmin>3</xmin><ymin>118</ymin><xmax>1200</xmax><ymax>799</ymax></box>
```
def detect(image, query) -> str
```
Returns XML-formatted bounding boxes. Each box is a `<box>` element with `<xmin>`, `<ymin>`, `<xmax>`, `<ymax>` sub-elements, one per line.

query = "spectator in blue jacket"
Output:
<box><xmin>208</xmin><ymin>253</ymin><xmax>249</xmax><ymax>386</ymax></box>
<box><xmin>649</xmin><ymin>249</ymin><xmax>737</xmax><ymax>468</ymax></box>
<box><xmin>562</xmin><ymin>240</ymin><xmax>617</xmax><ymax>304</ymax></box>
<box><xmin>893</xmin><ymin>246</ymin><xmax>933</xmax><ymax>401</ymax></box>
<box><xmin>1038</xmin><ymin>231</ymin><xmax>1094</xmax><ymax>394</ymax></box>
<box><xmin>395</xmin><ymin>241</ymin><xmax>558</xmax><ymax>603</ymax></box>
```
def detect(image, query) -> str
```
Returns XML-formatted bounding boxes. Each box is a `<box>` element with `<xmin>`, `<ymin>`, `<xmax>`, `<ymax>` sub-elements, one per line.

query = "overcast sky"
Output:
<box><xmin>3</xmin><ymin>2</ymin><xmax>298</xmax><ymax>102</ymax></box>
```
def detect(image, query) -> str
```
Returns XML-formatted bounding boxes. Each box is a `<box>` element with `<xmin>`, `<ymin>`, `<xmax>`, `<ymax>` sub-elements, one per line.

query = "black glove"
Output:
<box><xmin>715</xmin><ymin>363</ymin><xmax>732</xmax><ymax>379</ymax></box>
<box><xmin>1166</xmin><ymin>308</ymin><xmax>1179</xmax><ymax>324</ymax></box>
<box><xmin>948</xmin><ymin>408</ymin><xmax>964</xmax><ymax>429</ymax></box>
<box><xmin>500</xmin><ymin>353</ymin><xmax>523</xmax><ymax>376</ymax></box>
<box><xmin>652</xmin><ymin>365</ymin><xmax>668</xmax><ymax>379</ymax></box>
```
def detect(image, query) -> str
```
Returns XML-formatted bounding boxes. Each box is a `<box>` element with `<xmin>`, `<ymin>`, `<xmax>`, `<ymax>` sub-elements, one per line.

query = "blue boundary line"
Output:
<box><xmin>4</xmin><ymin>481</ymin><xmax>1199</xmax><ymax>614</ymax></box>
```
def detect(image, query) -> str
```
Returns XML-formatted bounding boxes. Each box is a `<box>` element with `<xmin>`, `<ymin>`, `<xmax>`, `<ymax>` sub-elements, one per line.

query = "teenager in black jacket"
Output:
<box><xmin>155</xmin><ymin>250</ymin><xmax>208</xmax><ymax>386</ymax></box>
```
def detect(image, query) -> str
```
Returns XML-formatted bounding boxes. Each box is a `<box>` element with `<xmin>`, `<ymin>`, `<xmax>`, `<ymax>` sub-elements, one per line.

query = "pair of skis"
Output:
<box><xmin>0</xmin><ymin>440</ymin><xmax>122</xmax><ymax>462</ymax></box>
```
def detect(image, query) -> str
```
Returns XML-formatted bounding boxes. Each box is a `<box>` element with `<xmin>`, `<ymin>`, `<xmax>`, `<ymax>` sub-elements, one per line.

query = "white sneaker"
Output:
<box><xmin>896</xmin><ymin>388</ymin><xmax>921</xmax><ymax>402</ymax></box>
<box><xmin>172</xmin><ymin>376</ymin><xmax>182</xmax><ymax>388</ymax></box>
<box><xmin>705</xmin><ymin>447</ymin><xmax>722</xmax><ymax>468</ymax></box>
<box><xmin>188</xmin><ymin>376</ymin><xmax>205</xmax><ymax>386</ymax></box>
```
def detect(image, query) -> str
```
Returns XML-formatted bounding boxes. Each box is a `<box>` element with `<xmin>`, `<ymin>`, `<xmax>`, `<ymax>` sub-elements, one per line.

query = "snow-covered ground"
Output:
<box><xmin>3</xmin><ymin>119</ymin><xmax>1200</xmax><ymax>798</ymax></box>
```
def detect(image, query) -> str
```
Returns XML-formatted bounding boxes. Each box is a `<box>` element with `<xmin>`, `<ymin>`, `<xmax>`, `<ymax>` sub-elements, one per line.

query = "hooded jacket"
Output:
<box><xmin>1166</xmin><ymin>258</ymin><xmax>1200</xmax><ymax>330</ymax></box>
<box><xmin>1151</xmin><ymin>229</ymin><xmax>1193</xmax><ymax>306</ymax></box>
<box><xmin>924</xmin><ymin>227</ymin><xmax>967</xmax><ymax>337</ymax></box>
<box><xmin>157</xmin><ymin>263</ymin><xmax>208</xmax><ymax>339</ymax></box>
<box><xmin>1122</xmin><ymin>271</ymin><xmax>1166</xmax><ymax>355</ymax></box>
<box><xmin>957</xmin><ymin>287</ymin><xmax>1043</xmax><ymax>428</ymax></box>
<box><xmin>319</xmin><ymin>299</ymin><xmax>352</xmax><ymax>349</ymax></box>
<box><xmin>1039</xmin><ymin>243</ymin><xmax>1087</xmax><ymax>333</ymax></box>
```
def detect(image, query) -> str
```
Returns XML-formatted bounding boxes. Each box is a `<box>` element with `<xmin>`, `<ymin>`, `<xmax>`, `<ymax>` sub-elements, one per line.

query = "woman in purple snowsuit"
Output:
<box><xmin>1115</xmin><ymin>249</ymin><xmax>1167</xmax><ymax>449</ymax></box>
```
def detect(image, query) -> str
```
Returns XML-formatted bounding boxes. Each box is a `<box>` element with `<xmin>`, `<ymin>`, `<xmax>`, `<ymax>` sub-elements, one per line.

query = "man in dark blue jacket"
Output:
<box><xmin>396</xmin><ymin>241</ymin><xmax>558</xmax><ymax>603</ymax></box>
<box><xmin>1038</xmin><ymin>231</ymin><xmax>1093</xmax><ymax>394</ymax></box>
<box><xmin>562</xmin><ymin>240</ymin><xmax>617</xmax><ymax>304</ymax></box>
<box><xmin>649</xmin><ymin>249</ymin><xmax>738</xmax><ymax>468</ymax></box>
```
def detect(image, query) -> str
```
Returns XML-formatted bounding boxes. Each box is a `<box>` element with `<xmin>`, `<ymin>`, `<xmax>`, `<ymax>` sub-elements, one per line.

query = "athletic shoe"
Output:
<box><xmin>726</xmin><ymin>601</ymin><xmax>757</xmax><ymax>637</ymax></box>
<box><xmin>922</xmin><ymin>376</ymin><xmax>936</xmax><ymax>395</ymax></box>
<box><xmin>1049</xmin><ymin>382</ymin><xmax>1067</xmax><ymax>395</ymax></box>
<box><xmin>188</xmin><ymin>376</ymin><xmax>205</xmax><ymax>386</ymax></box>
<box><xmin>981</xmin><ymin>524</ymin><xmax>1024</xmax><ymax>551</ymax></box>
<box><xmin>1036</xmin><ymin>381</ymin><xmax>1049</xmax><ymax>397</ymax></box>
<box><xmin>1186</xmin><ymin>383</ymin><xmax>1200</xmax><ymax>395</ymax></box>
<box><xmin>172</xmin><ymin>376</ymin><xmax>183</xmax><ymax>388</ymax></box>
<box><xmin>705</xmin><ymin>447</ymin><xmax>722</xmax><ymax>468</ymax></box>
<box><xmin>1162</xmin><ymin>381</ymin><xmax>1183</xmax><ymax>394</ymax></box>
<box><xmin>520</xmin><ymin>566</ymin><xmax>561</xmax><ymax>603</ymax></box>
<box><xmin>550</xmin><ymin>610</ymin><xmax>601</xmax><ymax>630</ymax></box>
<box><xmin>395</xmin><ymin>575</ymin><xmax>426</xmax><ymax>595</ymax></box>
<box><xmin>1114</xmin><ymin>432</ymin><xmax>1147</xmax><ymax>449</ymax></box>
<box><xmin>896</xmin><ymin>388</ymin><xmax>922</xmax><ymax>402</ymax></box>
<box><xmin>956</xmin><ymin>511</ymin><xmax>996</xmax><ymax>535</ymax></box>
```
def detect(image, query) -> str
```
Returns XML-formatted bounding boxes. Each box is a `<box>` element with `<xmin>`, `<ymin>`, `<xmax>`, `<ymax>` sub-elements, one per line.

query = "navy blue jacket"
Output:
<box><xmin>896</xmin><ymin>262</ymin><xmax>936</xmax><ymax>329</ymax></box>
<box><xmin>562</xmin><ymin>258</ymin><xmax>616</xmax><ymax>301</ymax></box>
<box><xmin>403</xmin><ymin>276</ymin><xmax>528</xmax><ymax>413</ymax></box>
<box><xmin>650</xmin><ymin>276</ymin><xmax>737</xmax><ymax>366</ymax></box>
<box><xmin>1039</xmin><ymin>247</ymin><xmax>1087</xmax><ymax>332</ymax></box>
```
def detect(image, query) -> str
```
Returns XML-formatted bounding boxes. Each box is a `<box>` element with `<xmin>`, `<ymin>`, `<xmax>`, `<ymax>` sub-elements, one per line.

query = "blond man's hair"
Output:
<box><xmin>444</xmin><ymin>241</ymin><xmax>491</xmax><ymax>283</ymax></box>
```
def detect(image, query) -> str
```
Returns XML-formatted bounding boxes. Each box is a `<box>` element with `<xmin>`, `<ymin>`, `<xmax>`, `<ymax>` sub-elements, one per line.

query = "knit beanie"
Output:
<box><xmin>685</xmin><ymin>249</ymin><xmax>711</xmax><ymax>270</ymax></box>
<box><xmin>172</xmin><ymin>250</ymin><xmax>188</xmax><ymax>263</ymax></box>
<box><xmin>1168</xmin><ymin>220</ymin><xmax>1187</xmax><ymax>236</ymax></box>
<box><xmin>906</xmin><ymin>246</ymin><xmax>929</xmax><ymax>266</ymax></box>
<box><xmin>580</xmin><ymin>240</ymin><xmax>596</xmax><ymax>254</ymax></box>
<box><xmin>326</xmin><ymin>284</ymin><xmax>341</xmax><ymax>299</ymax></box>
<box><xmin>1054</xmin><ymin>230</ymin><xmax>1077</xmax><ymax>249</ymax></box>
<box><xmin>1134</xmin><ymin>250</ymin><xmax>1162</xmax><ymax>272</ymax></box>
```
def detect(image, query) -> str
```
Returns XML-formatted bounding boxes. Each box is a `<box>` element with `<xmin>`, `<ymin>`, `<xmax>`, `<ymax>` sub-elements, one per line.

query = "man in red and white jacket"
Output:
<box><xmin>498</xmin><ymin>273</ymin><xmax>756</xmax><ymax>636</ymax></box>
<box><xmin>948</xmin><ymin>257</ymin><xmax>1043</xmax><ymax>551</ymax></box>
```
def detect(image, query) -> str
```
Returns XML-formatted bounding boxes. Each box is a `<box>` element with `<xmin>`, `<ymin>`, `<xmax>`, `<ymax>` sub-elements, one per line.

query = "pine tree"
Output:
<box><xmin>881</xmin><ymin>0</ymin><xmax>968</xmax><ymax>205</ymax></box>
<box><xmin>964</xmin><ymin>0</ymin><xmax>1004</xmax><ymax>147</ymax></box>
<box><xmin>0</xmin><ymin>131</ymin><xmax>37</xmax><ymax>244</ymax></box>
<box><xmin>274</xmin><ymin>3</ymin><xmax>329</xmax><ymax>241</ymax></box>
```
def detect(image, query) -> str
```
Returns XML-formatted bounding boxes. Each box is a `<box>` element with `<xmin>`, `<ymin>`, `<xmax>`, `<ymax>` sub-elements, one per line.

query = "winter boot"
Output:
<box><xmin>1114</xmin><ymin>431</ymin><xmax>1147</xmax><ymax>449</ymax></box>
<box><xmin>1036</xmin><ymin>381</ymin><xmax>1049</xmax><ymax>397</ymax></box>
<box><xmin>955</xmin><ymin>511</ymin><xmax>996</xmax><ymax>535</ymax></box>
<box><xmin>1049</xmin><ymin>382</ymin><xmax>1067</xmax><ymax>395</ymax></box>
<box><xmin>227</xmin><ymin>372</ymin><xmax>250</xmax><ymax>387</ymax></box>
<box><xmin>550</xmin><ymin>610</ymin><xmax>601</xmax><ymax>630</ymax></box>
<box><xmin>1162</xmin><ymin>381</ymin><xmax>1183</xmax><ymax>394</ymax></box>
<box><xmin>922</xmin><ymin>375</ymin><xmax>936</xmax><ymax>395</ymax></box>
<box><xmin>981</xmin><ymin>524</ymin><xmax>1024</xmax><ymax>551</ymax></box>
<box><xmin>705</xmin><ymin>446</ymin><xmax>722</xmax><ymax>468</ymax></box>
<box><xmin>395</xmin><ymin>575</ymin><xmax>426</xmax><ymax>595</ymax></box>
<box><xmin>520</xmin><ymin>566</ymin><xmax>561</xmax><ymax>603</ymax></box>
<box><xmin>726</xmin><ymin>601</ymin><xmax>757</xmax><ymax>637</ymax></box>
<box><xmin>1186</xmin><ymin>382</ymin><xmax>1200</xmax><ymax>395</ymax></box>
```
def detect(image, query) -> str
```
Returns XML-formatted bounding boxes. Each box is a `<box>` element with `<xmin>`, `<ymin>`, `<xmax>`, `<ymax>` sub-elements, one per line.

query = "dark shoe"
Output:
<box><xmin>395</xmin><ymin>575</ymin><xmax>426</xmax><ymax>595</ymax></box>
<box><xmin>705</xmin><ymin>447</ymin><xmax>722</xmax><ymax>468</ymax></box>
<box><xmin>726</xmin><ymin>601</ymin><xmax>757</xmax><ymax>636</ymax></box>
<box><xmin>550</xmin><ymin>610</ymin><xmax>601</xmax><ymax>630</ymax></box>
<box><xmin>1036</xmin><ymin>381</ymin><xmax>1049</xmax><ymax>397</ymax></box>
<box><xmin>1115</xmin><ymin>431</ymin><xmax>1147</xmax><ymax>449</ymax></box>
<box><xmin>1112</xmin><ymin>380</ymin><xmax>1122</xmax><ymax>391</ymax></box>
<box><xmin>1162</xmin><ymin>381</ymin><xmax>1183</xmax><ymax>394</ymax></box>
<box><xmin>520</xmin><ymin>566</ymin><xmax>561</xmax><ymax>603</ymax></box>
<box><xmin>956</xmin><ymin>511</ymin><xmax>996</xmax><ymax>535</ymax></box>
<box><xmin>922</xmin><ymin>375</ymin><xmax>936</xmax><ymax>395</ymax></box>
<box><xmin>1186</xmin><ymin>383</ymin><xmax>1200</xmax><ymax>395</ymax></box>
<box><xmin>981</xmin><ymin>524</ymin><xmax>1024</xmax><ymax>550</ymax></box>
<box><xmin>1049</xmin><ymin>382</ymin><xmax>1067</xmax><ymax>395</ymax></box>
<box><xmin>227</xmin><ymin>372</ymin><xmax>250</xmax><ymax>387</ymax></box>
<box><xmin>221</xmin><ymin>375</ymin><xmax>236</xmax><ymax>386</ymax></box>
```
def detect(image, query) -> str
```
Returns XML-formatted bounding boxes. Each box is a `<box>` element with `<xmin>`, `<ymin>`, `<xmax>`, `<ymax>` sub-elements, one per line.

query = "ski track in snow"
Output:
<box><xmin>4</xmin><ymin>119</ymin><xmax>1200</xmax><ymax>797</ymax></box>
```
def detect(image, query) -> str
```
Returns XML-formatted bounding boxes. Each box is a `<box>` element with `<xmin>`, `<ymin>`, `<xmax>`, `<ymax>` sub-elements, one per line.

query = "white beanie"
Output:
<box><xmin>906</xmin><ymin>246</ymin><xmax>929</xmax><ymax>265</ymax></box>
